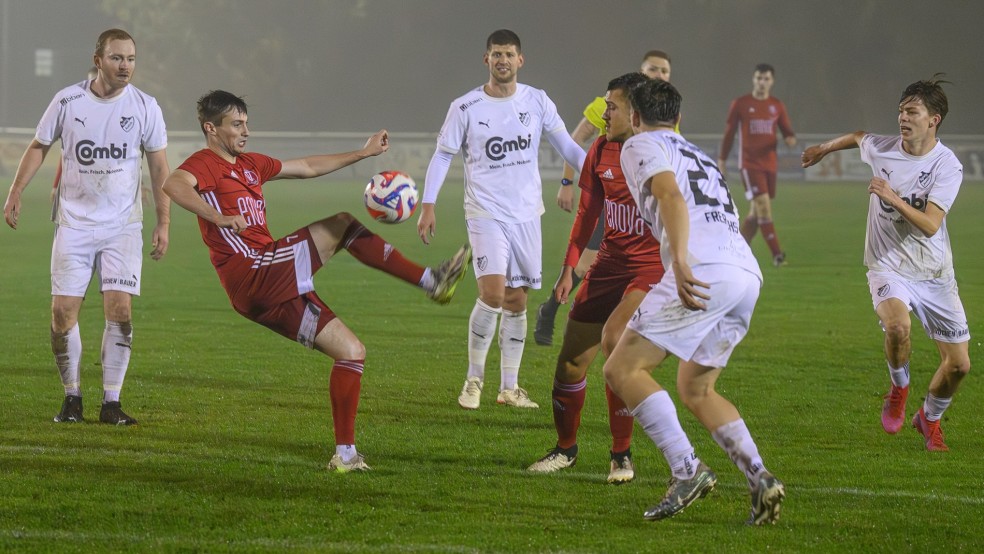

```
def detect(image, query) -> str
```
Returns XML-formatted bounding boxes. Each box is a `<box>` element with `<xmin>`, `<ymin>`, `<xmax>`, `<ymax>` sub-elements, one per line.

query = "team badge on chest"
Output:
<box><xmin>120</xmin><ymin>116</ymin><xmax>134</xmax><ymax>132</ymax></box>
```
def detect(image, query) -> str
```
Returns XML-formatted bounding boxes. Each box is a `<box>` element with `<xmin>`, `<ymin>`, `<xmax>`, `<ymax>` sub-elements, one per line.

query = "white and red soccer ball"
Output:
<box><xmin>363</xmin><ymin>170</ymin><xmax>418</xmax><ymax>224</ymax></box>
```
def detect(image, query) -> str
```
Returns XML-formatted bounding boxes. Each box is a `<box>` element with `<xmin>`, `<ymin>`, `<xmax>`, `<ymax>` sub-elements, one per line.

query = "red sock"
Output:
<box><xmin>329</xmin><ymin>359</ymin><xmax>364</xmax><ymax>445</ymax></box>
<box><xmin>740</xmin><ymin>217</ymin><xmax>758</xmax><ymax>243</ymax></box>
<box><xmin>553</xmin><ymin>378</ymin><xmax>587</xmax><ymax>449</ymax></box>
<box><xmin>342</xmin><ymin>222</ymin><xmax>425</xmax><ymax>285</ymax></box>
<box><xmin>758</xmin><ymin>218</ymin><xmax>782</xmax><ymax>257</ymax></box>
<box><xmin>606</xmin><ymin>384</ymin><xmax>633</xmax><ymax>453</ymax></box>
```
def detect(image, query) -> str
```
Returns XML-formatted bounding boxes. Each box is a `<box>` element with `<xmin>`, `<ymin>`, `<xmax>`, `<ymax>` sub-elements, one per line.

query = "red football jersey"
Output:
<box><xmin>564</xmin><ymin>137</ymin><xmax>662</xmax><ymax>272</ymax></box>
<box><xmin>177</xmin><ymin>149</ymin><xmax>283</xmax><ymax>273</ymax></box>
<box><xmin>720</xmin><ymin>94</ymin><xmax>794</xmax><ymax>172</ymax></box>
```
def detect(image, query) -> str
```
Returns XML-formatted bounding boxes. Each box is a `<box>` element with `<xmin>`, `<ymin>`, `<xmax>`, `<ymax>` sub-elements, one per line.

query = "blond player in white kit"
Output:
<box><xmin>3</xmin><ymin>29</ymin><xmax>170</xmax><ymax>426</ymax></box>
<box><xmin>417</xmin><ymin>29</ymin><xmax>586</xmax><ymax>410</ymax></box>
<box><xmin>604</xmin><ymin>79</ymin><xmax>784</xmax><ymax>525</ymax></box>
<box><xmin>802</xmin><ymin>75</ymin><xmax>970</xmax><ymax>452</ymax></box>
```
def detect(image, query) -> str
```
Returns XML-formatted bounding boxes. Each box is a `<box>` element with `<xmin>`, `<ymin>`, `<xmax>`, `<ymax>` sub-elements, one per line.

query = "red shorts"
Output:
<box><xmin>569</xmin><ymin>261</ymin><xmax>664</xmax><ymax>324</ymax></box>
<box><xmin>740</xmin><ymin>169</ymin><xmax>777</xmax><ymax>200</ymax></box>
<box><xmin>218</xmin><ymin>227</ymin><xmax>337</xmax><ymax>347</ymax></box>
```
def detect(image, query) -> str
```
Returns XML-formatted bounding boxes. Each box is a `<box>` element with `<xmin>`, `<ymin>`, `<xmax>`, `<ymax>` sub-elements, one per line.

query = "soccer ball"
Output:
<box><xmin>363</xmin><ymin>171</ymin><xmax>419</xmax><ymax>224</ymax></box>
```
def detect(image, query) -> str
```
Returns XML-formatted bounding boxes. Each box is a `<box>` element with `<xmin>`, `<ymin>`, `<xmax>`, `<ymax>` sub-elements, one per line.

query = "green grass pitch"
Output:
<box><xmin>1</xmin><ymin>171</ymin><xmax>982</xmax><ymax>552</ymax></box>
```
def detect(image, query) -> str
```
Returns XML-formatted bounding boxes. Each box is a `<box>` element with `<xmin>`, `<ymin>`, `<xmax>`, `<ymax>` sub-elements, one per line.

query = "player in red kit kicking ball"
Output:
<box><xmin>163</xmin><ymin>90</ymin><xmax>470</xmax><ymax>472</ymax></box>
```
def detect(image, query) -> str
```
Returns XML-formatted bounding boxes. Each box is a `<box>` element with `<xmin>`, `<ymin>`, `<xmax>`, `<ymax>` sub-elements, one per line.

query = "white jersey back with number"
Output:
<box><xmin>436</xmin><ymin>83</ymin><xmax>566</xmax><ymax>223</ymax></box>
<box><xmin>621</xmin><ymin>130</ymin><xmax>762</xmax><ymax>280</ymax></box>
<box><xmin>36</xmin><ymin>80</ymin><xmax>167</xmax><ymax>229</ymax></box>
<box><xmin>860</xmin><ymin>134</ymin><xmax>962</xmax><ymax>280</ymax></box>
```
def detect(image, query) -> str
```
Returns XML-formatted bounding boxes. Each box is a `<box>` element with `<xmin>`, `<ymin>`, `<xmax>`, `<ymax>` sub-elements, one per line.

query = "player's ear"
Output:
<box><xmin>203</xmin><ymin>122</ymin><xmax>216</xmax><ymax>135</ymax></box>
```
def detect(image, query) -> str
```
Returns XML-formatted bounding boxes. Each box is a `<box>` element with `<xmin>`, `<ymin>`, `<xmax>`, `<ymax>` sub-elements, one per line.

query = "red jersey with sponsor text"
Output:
<box><xmin>566</xmin><ymin>137</ymin><xmax>662</xmax><ymax>272</ymax></box>
<box><xmin>720</xmin><ymin>94</ymin><xmax>794</xmax><ymax>172</ymax></box>
<box><xmin>177</xmin><ymin>149</ymin><xmax>283</xmax><ymax>274</ymax></box>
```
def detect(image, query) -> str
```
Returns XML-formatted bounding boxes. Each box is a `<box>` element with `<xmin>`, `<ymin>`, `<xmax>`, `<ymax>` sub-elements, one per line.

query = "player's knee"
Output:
<box><xmin>676</xmin><ymin>379</ymin><xmax>712</xmax><ymax>411</ymax></box>
<box><xmin>943</xmin><ymin>353</ymin><xmax>971</xmax><ymax>378</ymax></box>
<box><xmin>556</xmin><ymin>357</ymin><xmax>588</xmax><ymax>383</ymax></box>
<box><xmin>883</xmin><ymin>319</ymin><xmax>911</xmax><ymax>343</ymax></box>
<box><xmin>339</xmin><ymin>338</ymin><xmax>366</xmax><ymax>361</ymax></box>
<box><xmin>602</xmin><ymin>359</ymin><xmax>625</xmax><ymax>392</ymax></box>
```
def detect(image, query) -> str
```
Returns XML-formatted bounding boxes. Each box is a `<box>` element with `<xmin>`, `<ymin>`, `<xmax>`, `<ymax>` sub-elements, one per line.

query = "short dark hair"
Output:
<box><xmin>487</xmin><ymin>29</ymin><xmax>521</xmax><ymax>52</ymax></box>
<box><xmin>95</xmin><ymin>29</ymin><xmax>134</xmax><ymax>57</ymax></box>
<box><xmin>900</xmin><ymin>74</ymin><xmax>950</xmax><ymax>129</ymax></box>
<box><xmin>196</xmin><ymin>90</ymin><xmax>248</xmax><ymax>135</ymax></box>
<box><xmin>628</xmin><ymin>79</ymin><xmax>682</xmax><ymax>127</ymax></box>
<box><xmin>755</xmin><ymin>63</ymin><xmax>775</xmax><ymax>75</ymax></box>
<box><xmin>642</xmin><ymin>50</ymin><xmax>671</xmax><ymax>64</ymax></box>
<box><xmin>607</xmin><ymin>72</ymin><xmax>650</xmax><ymax>96</ymax></box>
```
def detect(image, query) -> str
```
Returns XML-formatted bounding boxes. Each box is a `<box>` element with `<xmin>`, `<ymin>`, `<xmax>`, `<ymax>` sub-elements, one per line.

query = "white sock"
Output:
<box><xmin>51</xmin><ymin>323</ymin><xmax>82</xmax><ymax>397</ymax></box>
<box><xmin>335</xmin><ymin>444</ymin><xmax>358</xmax><ymax>461</ymax></box>
<box><xmin>498</xmin><ymin>308</ymin><xmax>527</xmax><ymax>391</ymax></box>
<box><xmin>418</xmin><ymin>268</ymin><xmax>434</xmax><ymax>291</ymax></box>
<box><xmin>101</xmin><ymin>321</ymin><xmax>132</xmax><ymax>403</ymax></box>
<box><xmin>632</xmin><ymin>390</ymin><xmax>699</xmax><ymax>480</ymax></box>
<box><xmin>888</xmin><ymin>361</ymin><xmax>910</xmax><ymax>388</ymax></box>
<box><xmin>467</xmin><ymin>299</ymin><xmax>500</xmax><ymax>381</ymax></box>
<box><xmin>712</xmin><ymin>419</ymin><xmax>766</xmax><ymax>488</ymax></box>
<box><xmin>923</xmin><ymin>392</ymin><xmax>952</xmax><ymax>422</ymax></box>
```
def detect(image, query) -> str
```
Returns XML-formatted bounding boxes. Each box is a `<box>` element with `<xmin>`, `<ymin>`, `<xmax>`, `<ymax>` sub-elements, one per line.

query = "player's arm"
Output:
<box><xmin>547</xmin><ymin>129</ymin><xmax>587</xmax><ymax>175</ymax></box>
<box><xmin>416</xmin><ymin>147</ymin><xmax>454</xmax><ymax>245</ymax></box>
<box><xmin>868</xmin><ymin>177</ymin><xmax>947</xmax><ymax>237</ymax></box>
<box><xmin>162</xmin><ymin>169</ymin><xmax>247</xmax><ymax>233</ymax></box>
<box><xmin>648</xmin><ymin>171</ymin><xmax>710</xmax><ymax>311</ymax></box>
<box><xmin>779</xmin><ymin>105</ymin><xmax>797</xmax><ymax>147</ymax></box>
<box><xmin>717</xmin><ymin>101</ymin><xmax>739</xmax><ymax>172</ymax></box>
<box><xmin>557</xmin><ymin>117</ymin><xmax>599</xmax><ymax>212</ymax></box>
<box><xmin>275</xmin><ymin>130</ymin><xmax>389</xmax><ymax>180</ymax></box>
<box><xmin>145</xmin><ymin>149</ymin><xmax>171</xmax><ymax>260</ymax></box>
<box><xmin>555</xmin><ymin>186</ymin><xmax>604</xmax><ymax>303</ymax></box>
<box><xmin>4</xmin><ymin>139</ymin><xmax>51</xmax><ymax>229</ymax></box>
<box><xmin>801</xmin><ymin>131</ymin><xmax>864</xmax><ymax>167</ymax></box>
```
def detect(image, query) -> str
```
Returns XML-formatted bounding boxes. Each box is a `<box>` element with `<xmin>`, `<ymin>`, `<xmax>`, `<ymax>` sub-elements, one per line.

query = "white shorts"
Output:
<box><xmin>867</xmin><ymin>270</ymin><xmax>970</xmax><ymax>343</ymax></box>
<box><xmin>627</xmin><ymin>264</ymin><xmax>760</xmax><ymax>368</ymax></box>
<box><xmin>465</xmin><ymin>217</ymin><xmax>542</xmax><ymax>289</ymax></box>
<box><xmin>51</xmin><ymin>222</ymin><xmax>143</xmax><ymax>297</ymax></box>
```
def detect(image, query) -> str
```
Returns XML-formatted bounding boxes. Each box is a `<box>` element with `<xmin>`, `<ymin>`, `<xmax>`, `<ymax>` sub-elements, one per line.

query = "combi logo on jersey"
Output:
<box><xmin>485</xmin><ymin>134</ymin><xmax>533</xmax><ymax>161</ymax></box>
<box><xmin>75</xmin><ymin>140</ymin><xmax>128</xmax><ymax>166</ymax></box>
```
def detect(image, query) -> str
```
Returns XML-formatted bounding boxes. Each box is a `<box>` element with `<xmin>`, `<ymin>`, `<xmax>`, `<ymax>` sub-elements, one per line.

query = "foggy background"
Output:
<box><xmin>2</xmin><ymin>0</ymin><xmax>983</xmax><ymax>138</ymax></box>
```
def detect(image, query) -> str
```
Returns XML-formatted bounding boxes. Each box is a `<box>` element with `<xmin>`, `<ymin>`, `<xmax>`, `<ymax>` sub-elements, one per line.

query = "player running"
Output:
<box><xmin>802</xmin><ymin>75</ymin><xmax>970</xmax><ymax>452</ymax></box>
<box><xmin>163</xmin><ymin>90</ymin><xmax>469</xmax><ymax>472</ymax></box>
<box><xmin>527</xmin><ymin>72</ymin><xmax>662</xmax><ymax>484</ymax></box>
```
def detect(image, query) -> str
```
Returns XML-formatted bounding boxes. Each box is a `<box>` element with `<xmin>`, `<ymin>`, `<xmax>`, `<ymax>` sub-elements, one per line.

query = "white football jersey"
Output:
<box><xmin>621</xmin><ymin>130</ymin><xmax>762</xmax><ymax>280</ymax></box>
<box><xmin>860</xmin><ymin>134</ymin><xmax>962</xmax><ymax>280</ymax></box>
<box><xmin>435</xmin><ymin>83</ymin><xmax>567</xmax><ymax>223</ymax></box>
<box><xmin>36</xmin><ymin>80</ymin><xmax>167</xmax><ymax>229</ymax></box>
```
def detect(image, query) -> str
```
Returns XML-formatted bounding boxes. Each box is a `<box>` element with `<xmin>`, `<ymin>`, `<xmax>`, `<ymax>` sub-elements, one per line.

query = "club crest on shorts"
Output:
<box><xmin>877</xmin><ymin>284</ymin><xmax>890</xmax><ymax>297</ymax></box>
<box><xmin>119</xmin><ymin>116</ymin><xmax>134</xmax><ymax>132</ymax></box>
<box><xmin>476</xmin><ymin>255</ymin><xmax>488</xmax><ymax>271</ymax></box>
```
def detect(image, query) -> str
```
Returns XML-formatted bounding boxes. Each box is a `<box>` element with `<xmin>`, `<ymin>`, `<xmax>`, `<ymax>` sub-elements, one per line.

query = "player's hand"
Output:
<box><xmin>785</xmin><ymin>136</ymin><xmax>798</xmax><ymax>148</ymax></box>
<box><xmin>553</xmin><ymin>266</ymin><xmax>575</xmax><ymax>303</ymax></box>
<box><xmin>150</xmin><ymin>222</ymin><xmax>169</xmax><ymax>260</ymax></box>
<box><xmin>417</xmin><ymin>203</ymin><xmax>436</xmax><ymax>245</ymax></box>
<box><xmin>3</xmin><ymin>191</ymin><xmax>21</xmax><ymax>229</ymax></box>
<box><xmin>217</xmin><ymin>214</ymin><xmax>248</xmax><ymax>234</ymax></box>
<box><xmin>801</xmin><ymin>145</ymin><xmax>825</xmax><ymax>168</ymax></box>
<box><xmin>867</xmin><ymin>177</ymin><xmax>897</xmax><ymax>205</ymax></box>
<box><xmin>363</xmin><ymin>130</ymin><xmax>390</xmax><ymax>157</ymax></box>
<box><xmin>673</xmin><ymin>260</ymin><xmax>710</xmax><ymax>311</ymax></box>
<box><xmin>556</xmin><ymin>183</ymin><xmax>575</xmax><ymax>212</ymax></box>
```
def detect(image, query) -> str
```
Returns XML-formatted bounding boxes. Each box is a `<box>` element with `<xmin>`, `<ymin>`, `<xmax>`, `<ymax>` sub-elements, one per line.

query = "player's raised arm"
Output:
<box><xmin>801</xmin><ymin>131</ymin><xmax>865</xmax><ymax>167</ymax></box>
<box><xmin>275</xmin><ymin>130</ymin><xmax>389</xmax><ymax>180</ymax></box>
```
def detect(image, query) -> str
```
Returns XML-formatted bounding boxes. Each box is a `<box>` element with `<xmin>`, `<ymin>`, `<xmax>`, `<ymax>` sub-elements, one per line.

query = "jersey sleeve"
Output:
<box><xmin>858</xmin><ymin>133</ymin><xmax>878</xmax><ymax>168</ymax></box>
<box><xmin>540</xmin><ymin>91</ymin><xmax>567</xmax><ymax>135</ymax></box>
<box><xmin>35</xmin><ymin>94</ymin><xmax>65</xmax><ymax>146</ymax></box>
<box><xmin>928</xmin><ymin>156</ymin><xmax>963</xmax><ymax>213</ymax></box>
<box><xmin>625</xmin><ymin>138</ymin><xmax>674</xmax><ymax>191</ymax></box>
<box><xmin>583</xmin><ymin>97</ymin><xmax>607</xmax><ymax>132</ymax></box>
<box><xmin>178</xmin><ymin>154</ymin><xmax>217</xmax><ymax>192</ymax></box>
<box><xmin>141</xmin><ymin>98</ymin><xmax>168</xmax><ymax>152</ymax></box>
<box><xmin>246</xmin><ymin>152</ymin><xmax>283</xmax><ymax>183</ymax></box>
<box><xmin>436</xmin><ymin>102</ymin><xmax>466</xmax><ymax>155</ymax></box>
<box><xmin>776</xmin><ymin>101</ymin><xmax>795</xmax><ymax>138</ymax></box>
